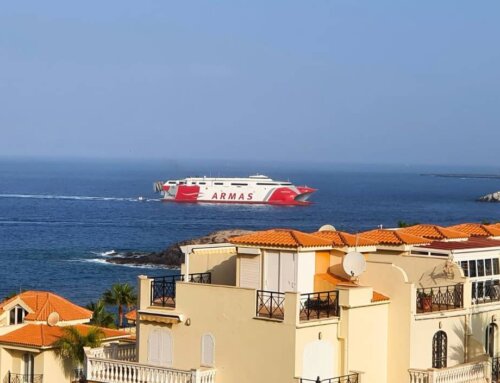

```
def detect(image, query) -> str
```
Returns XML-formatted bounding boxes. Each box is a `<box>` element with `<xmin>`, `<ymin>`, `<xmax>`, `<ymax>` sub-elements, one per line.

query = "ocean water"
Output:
<box><xmin>0</xmin><ymin>158</ymin><xmax>499</xmax><ymax>305</ymax></box>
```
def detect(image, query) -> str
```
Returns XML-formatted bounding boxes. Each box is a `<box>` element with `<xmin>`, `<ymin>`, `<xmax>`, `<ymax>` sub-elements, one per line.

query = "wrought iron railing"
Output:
<box><xmin>8</xmin><ymin>372</ymin><xmax>43</xmax><ymax>383</ymax></box>
<box><xmin>493</xmin><ymin>356</ymin><xmax>500</xmax><ymax>383</ymax></box>
<box><xmin>300</xmin><ymin>373</ymin><xmax>358</xmax><ymax>383</ymax></box>
<box><xmin>256</xmin><ymin>290</ymin><xmax>285</xmax><ymax>320</ymax></box>
<box><xmin>416</xmin><ymin>284</ymin><xmax>463</xmax><ymax>313</ymax></box>
<box><xmin>300</xmin><ymin>290</ymin><xmax>340</xmax><ymax>321</ymax></box>
<box><xmin>150</xmin><ymin>272</ymin><xmax>211</xmax><ymax>307</ymax></box>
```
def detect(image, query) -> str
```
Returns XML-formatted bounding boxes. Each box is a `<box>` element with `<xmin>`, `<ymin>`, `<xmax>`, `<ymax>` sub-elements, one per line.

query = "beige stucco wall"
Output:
<box><xmin>182</xmin><ymin>252</ymin><xmax>237</xmax><ymax>286</ymax></box>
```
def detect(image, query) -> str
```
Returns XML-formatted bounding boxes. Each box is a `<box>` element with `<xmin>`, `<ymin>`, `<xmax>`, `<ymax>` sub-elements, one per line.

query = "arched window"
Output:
<box><xmin>201</xmin><ymin>333</ymin><xmax>215</xmax><ymax>367</ymax></box>
<box><xmin>432</xmin><ymin>331</ymin><xmax>447</xmax><ymax>368</ymax></box>
<box><xmin>486</xmin><ymin>323</ymin><xmax>498</xmax><ymax>357</ymax></box>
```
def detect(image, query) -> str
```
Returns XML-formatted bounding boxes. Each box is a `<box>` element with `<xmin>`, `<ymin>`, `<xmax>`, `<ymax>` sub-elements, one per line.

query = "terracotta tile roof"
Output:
<box><xmin>311</xmin><ymin>231</ymin><xmax>377</xmax><ymax>247</ymax></box>
<box><xmin>358</xmin><ymin>229</ymin><xmax>430</xmax><ymax>246</ymax></box>
<box><xmin>372</xmin><ymin>291</ymin><xmax>390</xmax><ymax>302</ymax></box>
<box><xmin>447</xmin><ymin>223</ymin><xmax>500</xmax><ymax>237</ymax></box>
<box><xmin>0</xmin><ymin>291</ymin><xmax>92</xmax><ymax>322</ymax></box>
<box><xmin>231</xmin><ymin>229</ymin><xmax>332</xmax><ymax>248</ymax></box>
<box><xmin>0</xmin><ymin>324</ymin><xmax>129</xmax><ymax>348</ymax></box>
<box><xmin>400</xmin><ymin>224</ymin><xmax>469</xmax><ymax>240</ymax></box>
<box><xmin>419</xmin><ymin>237</ymin><xmax>500</xmax><ymax>251</ymax></box>
<box><xmin>125</xmin><ymin>309</ymin><xmax>136</xmax><ymax>321</ymax></box>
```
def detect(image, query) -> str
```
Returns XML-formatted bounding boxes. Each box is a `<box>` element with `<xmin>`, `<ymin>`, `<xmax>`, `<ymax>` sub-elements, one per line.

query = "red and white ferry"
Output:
<box><xmin>154</xmin><ymin>175</ymin><xmax>316</xmax><ymax>205</ymax></box>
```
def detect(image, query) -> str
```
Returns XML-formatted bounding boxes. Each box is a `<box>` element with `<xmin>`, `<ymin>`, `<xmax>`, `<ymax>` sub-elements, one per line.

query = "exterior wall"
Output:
<box><xmin>182</xmin><ymin>251</ymin><xmax>237</xmax><ymax>286</ymax></box>
<box><xmin>315</xmin><ymin>251</ymin><xmax>330</xmax><ymax>274</ymax></box>
<box><xmin>138</xmin><ymin>283</ymin><xmax>298</xmax><ymax>383</ymax></box>
<box><xmin>468</xmin><ymin>304</ymin><xmax>500</xmax><ymax>360</ymax></box>
<box><xmin>297</xmin><ymin>252</ymin><xmax>315</xmax><ymax>294</ymax></box>
<box><xmin>39</xmin><ymin>349</ymin><xmax>74</xmax><ymax>383</ymax></box>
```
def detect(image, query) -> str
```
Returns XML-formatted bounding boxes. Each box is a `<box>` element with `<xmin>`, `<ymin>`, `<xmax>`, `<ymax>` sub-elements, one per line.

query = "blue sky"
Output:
<box><xmin>0</xmin><ymin>1</ymin><xmax>499</xmax><ymax>166</ymax></box>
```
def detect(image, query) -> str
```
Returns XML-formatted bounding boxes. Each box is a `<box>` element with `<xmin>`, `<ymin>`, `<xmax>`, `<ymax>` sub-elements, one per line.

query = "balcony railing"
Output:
<box><xmin>8</xmin><ymin>373</ymin><xmax>43</xmax><ymax>383</ymax></box>
<box><xmin>299</xmin><ymin>373</ymin><xmax>358</xmax><ymax>383</ymax></box>
<box><xmin>86</xmin><ymin>343</ymin><xmax>136</xmax><ymax>362</ymax></box>
<box><xmin>300</xmin><ymin>291</ymin><xmax>340</xmax><ymax>321</ymax></box>
<box><xmin>409</xmin><ymin>360</ymin><xmax>488</xmax><ymax>383</ymax></box>
<box><xmin>256</xmin><ymin>290</ymin><xmax>285</xmax><ymax>320</ymax></box>
<box><xmin>416</xmin><ymin>284</ymin><xmax>463</xmax><ymax>314</ymax></box>
<box><xmin>151</xmin><ymin>272</ymin><xmax>211</xmax><ymax>307</ymax></box>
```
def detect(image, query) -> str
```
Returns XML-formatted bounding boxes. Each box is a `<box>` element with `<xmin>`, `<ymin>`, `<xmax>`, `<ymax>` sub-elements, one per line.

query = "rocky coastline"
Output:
<box><xmin>478</xmin><ymin>191</ymin><xmax>500</xmax><ymax>202</ymax></box>
<box><xmin>105</xmin><ymin>229</ymin><xmax>254</xmax><ymax>268</ymax></box>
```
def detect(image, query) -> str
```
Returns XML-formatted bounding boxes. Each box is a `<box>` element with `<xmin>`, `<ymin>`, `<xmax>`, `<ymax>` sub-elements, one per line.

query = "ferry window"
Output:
<box><xmin>257</xmin><ymin>183</ymin><xmax>277</xmax><ymax>186</ymax></box>
<box><xmin>191</xmin><ymin>182</ymin><xmax>196</xmax><ymax>185</ymax></box>
<box><xmin>168</xmin><ymin>181</ymin><xmax>176</xmax><ymax>184</ymax></box>
<box><xmin>199</xmin><ymin>182</ymin><xmax>206</xmax><ymax>185</ymax></box>
<box><xmin>469</xmin><ymin>260</ymin><xmax>477</xmax><ymax>277</ymax></box>
<box><xmin>477</xmin><ymin>260</ymin><xmax>485</xmax><ymax>277</ymax></box>
<box><xmin>486</xmin><ymin>259</ymin><xmax>493</xmax><ymax>276</ymax></box>
<box><xmin>494</xmin><ymin>259</ymin><xmax>500</xmax><ymax>275</ymax></box>
<box><xmin>460</xmin><ymin>261</ymin><xmax>468</xmax><ymax>277</ymax></box>
<box><xmin>179</xmin><ymin>181</ymin><xmax>186</xmax><ymax>185</ymax></box>
<box><xmin>280</xmin><ymin>183</ymin><xmax>292</xmax><ymax>186</ymax></box>
<box><xmin>214</xmin><ymin>182</ymin><xmax>223</xmax><ymax>186</ymax></box>
<box><xmin>231</xmin><ymin>183</ymin><xmax>248</xmax><ymax>186</ymax></box>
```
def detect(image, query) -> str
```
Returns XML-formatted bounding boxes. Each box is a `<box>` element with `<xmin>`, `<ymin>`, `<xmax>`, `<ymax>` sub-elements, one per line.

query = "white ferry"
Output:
<box><xmin>153</xmin><ymin>175</ymin><xmax>316</xmax><ymax>205</ymax></box>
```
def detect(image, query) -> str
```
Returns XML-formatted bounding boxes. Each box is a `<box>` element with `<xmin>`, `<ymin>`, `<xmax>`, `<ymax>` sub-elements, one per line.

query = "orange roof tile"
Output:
<box><xmin>0</xmin><ymin>324</ymin><xmax>129</xmax><ymax>348</ymax></box>
<box><xmin>0</xmin><ymin>291</ymin><xmax>92</xmax><ymax>322</ymax></box>
<box><xmin>400</xmin><ymin>224</ymin><xmax>469</xmax><ymax>240</ymax></box>
<box><xmin>125</xmin><ymin>309</ymin><xmax>136</xmax><ymax>321</ymax></box>
<box><xmin>447</xmin><ymin>223</ymin><xmax>500</xmax><ymax>237</ymax></box>
<box><xmin>311</xmin><ymin>231</ymin><xmax>377</xmax><ymax>247</ymax></box>
<box><xmin>231</xmin><ymin>229</ymin><xmax>332</xmax><ymax>248</ymax></box>
<box><xmin>358</xmin><ymin>229</ymin><xmax>431</xmax><ymax>246</ymax></box>
<box><xmin>372</xmin><ymin>291</ymin><xmax>390</xmax><ymax>302</ymax></box>
<box><xmin>315</xmin><ymin>273</ymin><xmax>390</xmax><ymax>302</ymax></box>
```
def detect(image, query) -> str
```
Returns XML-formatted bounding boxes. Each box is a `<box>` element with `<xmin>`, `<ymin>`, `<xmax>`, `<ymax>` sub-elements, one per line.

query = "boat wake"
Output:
<box><xmin>0</xmin><ymin>194</ymin><xmax>160</xmax><ymax>202</ymax></box>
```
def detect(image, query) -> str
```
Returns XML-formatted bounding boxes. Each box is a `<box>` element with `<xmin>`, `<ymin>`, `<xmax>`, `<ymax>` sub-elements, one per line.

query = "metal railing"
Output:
<box><xmin>150</xmin><ymin>272</ymin><xmax>211</xmax><ymax>307</ymax></box>
<box><xmin>8</xmin><ymin>373</ymin><xmax>43</xmax><ymax>383</ymax></box>
<box><xmin>256</xmin><ymin>290</ymin><xmax>285</xmax><ymax>320</ymax></box>
<box><xmin>416</xmin><ymin>284</ymin><xmax>463</xmax><ymax>313</ymax></box>
<box><xmin>300</xmin><ymin>291</ymin><xmax>340</xmax><ymax>321</ymax></box>
<box><xmin>300</xmin><ymin>373</ymin><xmax>358</xmax><ymax>383</ymax></box>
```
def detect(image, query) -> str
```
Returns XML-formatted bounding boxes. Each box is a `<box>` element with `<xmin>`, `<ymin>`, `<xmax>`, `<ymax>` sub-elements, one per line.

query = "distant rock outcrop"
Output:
<box><xmin>106</xmin><ymin>229</ymin><xmax>254</xmax><ymax>267</ymax></box>
<box><xmin>478</xmin><ymin>191</ymin><xmax>500</xmax><ymax>202</ymax></box>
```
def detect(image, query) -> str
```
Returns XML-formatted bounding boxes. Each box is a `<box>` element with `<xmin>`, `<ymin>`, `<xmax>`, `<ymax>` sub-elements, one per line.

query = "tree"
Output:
<box><xmin>55</xmin><ymin>326</ymin><xmax>104</xmax><ymax>365</ymax></box>
<box><xmin>397</xmin><ymin>220</ymin><xmax>419</xmax><ymax>228</ymax></box>
<box><xmin>86</xmin><ymin>300</ymin><xmax>116</xmax><ymax>328</ymax></box>
<box><xmin>102</xmin><ymin>283</ymin><xmax>137</xmax><ymax>328</ymax></box>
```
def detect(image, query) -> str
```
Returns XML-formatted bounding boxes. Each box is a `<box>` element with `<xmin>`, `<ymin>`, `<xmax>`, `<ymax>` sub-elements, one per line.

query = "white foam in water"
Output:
<box><xmin>0</xmin><ymin>194</ymin><xmax>148</xmax><ymax>202</ymax></box>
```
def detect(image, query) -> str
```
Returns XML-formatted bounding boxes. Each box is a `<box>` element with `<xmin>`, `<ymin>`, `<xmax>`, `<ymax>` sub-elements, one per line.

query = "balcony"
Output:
<box><xmin>416</xmin><ymin>284</ymin><xmax>463</xmax><ymax>314</ymax></box>
<box><xmin>7</xmin><ymin>373</ymin><xmax>43</xmax><ymax>383</ymax></box>
<box><xmin>84</xmin><ymin>344</ymin><xmax>216</xmax><ymax>383</ymax></box>
<box><xmin>150</xmin><ymin>272</ymin><xmax>211</xmax><ymax>307</ymax></box>
<box><xmin>408</xmin><ymin>360</ymin><xmax>488</xmax><ymax>383</ymax></box>
<box><xmin>256</xmin><ymin>290</ymin><xmax>340</xmax><ymax>322</ymax></box>
<box><xmin>299</xmin><ymin>373</ymin><xmax>359</xmax><ymax>383</ymax></box>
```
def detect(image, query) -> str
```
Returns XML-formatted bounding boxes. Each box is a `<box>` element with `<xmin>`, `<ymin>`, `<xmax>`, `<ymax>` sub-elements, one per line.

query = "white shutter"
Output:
<box><xmin>160</xmin><ymin>330</ymin><xmax>173</xmax><ymax>367</ymax></box>
<box><xmin>239</xmin><ymin>255</ymin><xmax>260</xmax><ymax>289</ymax></box>
<box><xmin>279</xmin><ymin>252</ymin><xmax>297</xmax><ymax>292</ymax></box>
<box><xmin>201</xmin><ymin>333</ymin><xmax>215</xmax><ymax>367</ymax></box>
<box><xmin>147</xmin><ymin>329</ymin><xmax>160</xmax><ymax>365</ymax></box>
<box><xmin>264</xmin><ymin>251</ymin><xmax>280</xmax><ymax>291</ymax></box>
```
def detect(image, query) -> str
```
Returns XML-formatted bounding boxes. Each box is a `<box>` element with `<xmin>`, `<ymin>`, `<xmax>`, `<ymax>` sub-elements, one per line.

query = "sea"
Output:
<box><xmin>0</xmin><ymin>158</ymin><xmax>499</xmax><ymax>306</ymax></box>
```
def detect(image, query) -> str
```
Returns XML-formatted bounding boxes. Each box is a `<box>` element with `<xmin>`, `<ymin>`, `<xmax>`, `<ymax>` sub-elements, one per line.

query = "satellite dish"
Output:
<box><xmin>342</xmin><ymin>252</ymin><xmax>366</xmax><ymax>277</ymax></box>
<box><xmin>47</xmin><ymin>312</ymin><xmax>60</xmax><ymax>327</ymax></box>
<box><xmin>319</xmin><ymin>224</ymin><xmax>336</xmax><ymax>232</ymax></box>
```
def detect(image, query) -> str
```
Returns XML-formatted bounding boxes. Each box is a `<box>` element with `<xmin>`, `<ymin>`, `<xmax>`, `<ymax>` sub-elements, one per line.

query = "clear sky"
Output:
<box><xmin>1</xmin><ymin>1</ymin><xmax>499</xmax><ymax>166</ymax></box>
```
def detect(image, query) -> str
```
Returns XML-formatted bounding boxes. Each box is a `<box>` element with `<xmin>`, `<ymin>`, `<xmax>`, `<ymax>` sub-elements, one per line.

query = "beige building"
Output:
<box><xmin>83</xmin><ymin>222</ymin><xmax>500</xmax><ymax>383</ymax></box>
<box><xmin>0</xmin><ymin>291</ymin><xmax>131</xmax><ymax>383</ymax></box>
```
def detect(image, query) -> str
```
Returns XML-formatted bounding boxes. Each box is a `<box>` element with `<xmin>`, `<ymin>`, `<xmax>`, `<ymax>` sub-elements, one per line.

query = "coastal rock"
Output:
<box><xmin>478</xmin><ymin>191</ymin><xmax>500</xmax><ymax>202</ymax></box>
<box><xmin>106</xmin><ymin>229</ymin><xmax>254</xmax><ymax>267</ymax></box>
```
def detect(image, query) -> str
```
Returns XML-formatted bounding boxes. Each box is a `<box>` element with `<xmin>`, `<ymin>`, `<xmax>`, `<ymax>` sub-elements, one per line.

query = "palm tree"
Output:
<box><xmin>55</xmin><ymin>326</ymin><xmax>104</xmax><ymax>365</ymax></box>
<box><xmin>102</xmin><ymin>283</ymin><xmax>137</xmax><ymax>328</ymax></box>
<box><xmin>86</xmin><ymin>300</ymin><xmax>116</xmax><ymax>328</ymax></box>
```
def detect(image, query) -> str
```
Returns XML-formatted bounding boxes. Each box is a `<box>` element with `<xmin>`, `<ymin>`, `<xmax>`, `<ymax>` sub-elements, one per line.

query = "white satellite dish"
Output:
<box><xmin>342</xmin><ymin>252</ymin><xmax>366</xmax><ymax>277</ymax></box>
<box><xmin>47</xmin><ymin>312</ymin><xmax>60</xmax><ymax>327</ymax></box>
<box><xmin>319</xmin><ymin>224</ymin><xmax>336</xmax><ymax>232</ymax></box>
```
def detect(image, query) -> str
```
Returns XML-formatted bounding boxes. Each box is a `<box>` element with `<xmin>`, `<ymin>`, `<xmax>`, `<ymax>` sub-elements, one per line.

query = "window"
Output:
<box><xmin>9</xmin><ymin>306</ymin><xmax>26</xmax><ymax>325</ymax></box>
<box><xmin>460</xmin><ymin>261</ymin><xmax>468</xmax><ymax>277</ymax></box>
<box><xmin>199</xmin><ymin>182</ymin><xmax>206</xmax><ymax>185</ymax></box>
<box><xmin>201</xmin><ymin>333</ymin><xmax>215</xmax><ymax>367</ymax></box>
<box><xmin>469</xmin><ymin>260</ymin><xmax>477</xmax><ymax>277</ymax></box>
<box><xmin>486</xmin><ymin>259</ymin><xmax>493</xmax><ymax>276</ymax></box>
<box><xmin>432</xmin><ymin>331</ymin><xmax>447</xmax><ymax>368</ymax></box>
<box><xmin>494</xmin><ymin>259</ymin><xmax>500</xmax><ymax>275</ymax></box>
<box><xmin>23</xmin><ymin>353</ymin><xmax>34</xmax><ymax>380</ymax></box>
<box><xmin>231</xmin><ymin>183</ymin><xmax>248</xmax><ymax>186</ymax></box>
<box><xmin>214</xmin><ymin>182</ymin><xmax>223</xmax><ymax>185</ymax></box>
<box><xmin>477</xmin><ymin>260</ymin><xmax>485</xmax><ymax>276</ymax></box>
<box><xmin>486</xmin><ymin>323</ymin><xmax>497</xmax><ymax>357</ymax></box>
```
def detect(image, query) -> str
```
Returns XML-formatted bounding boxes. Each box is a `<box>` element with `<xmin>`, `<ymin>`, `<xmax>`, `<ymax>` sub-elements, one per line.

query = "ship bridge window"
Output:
<box><xmin>280</xmin><ymin>183</ymin><xmax>292</xmax><ymax>186</ymax></box>
<box><xmin>214</xmin><ymin>182</ymin><xmax>224</xmax><ymax>185</ymax></box>
<box><xmin>179</xmin><ymin>181</ymin><xmax>186</xmax><ymax>185</ymax></box>
<box><xmin>199</xmin><ymin>182</ymin><xmax>206</xmax><ymax>185</ymax></box>
<box><xmin>257</xmin><ymin>183</ymin><xmax>278</xmax><ymax>186</ymax></box>
<box><xmin>231</xmin><ymin>183</ymin><xmax>248</xmax><ymax>186</ymax></box>
<box><xmin>168</xmin><ymin>181</ymin><xmax>176</xmax><ymax>184</ymax></box>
